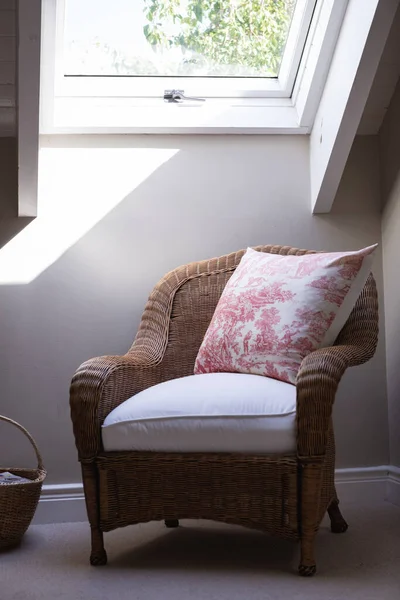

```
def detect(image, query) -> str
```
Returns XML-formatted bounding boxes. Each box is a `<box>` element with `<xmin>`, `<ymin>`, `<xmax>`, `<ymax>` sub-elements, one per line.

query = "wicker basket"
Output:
<box><xmin>0</xmin><ymin>416</ymin><xmax>46</xmax><ymax>549</ymax></box>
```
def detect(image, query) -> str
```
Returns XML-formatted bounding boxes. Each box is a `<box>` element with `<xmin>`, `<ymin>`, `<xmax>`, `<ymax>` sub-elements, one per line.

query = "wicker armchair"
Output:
<box><xmin>70</xmin><ymin>245</ymin><xmax>378</xmax><ymax>576</ymax></box>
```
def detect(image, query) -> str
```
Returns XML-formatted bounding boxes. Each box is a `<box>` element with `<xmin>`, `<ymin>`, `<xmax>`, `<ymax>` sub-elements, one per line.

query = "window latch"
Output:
<box><xmin>163</xmin><ymin>89</ymin><xmax>205</xmax><ymax>103</ymax></box>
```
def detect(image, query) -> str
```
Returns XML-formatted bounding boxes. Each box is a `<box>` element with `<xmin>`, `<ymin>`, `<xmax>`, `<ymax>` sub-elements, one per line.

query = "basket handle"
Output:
<box><xmin>0</xmin><ymin>415</ymin><xmax>44</xmax><ymax>471</ymax></box>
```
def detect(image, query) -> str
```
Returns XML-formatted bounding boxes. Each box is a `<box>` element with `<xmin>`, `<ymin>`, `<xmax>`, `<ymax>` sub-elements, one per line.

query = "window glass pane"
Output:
<box><xmin>64</xmin><ymin>0</ymin><xmax>297</xmax><ymax>78</ymax></box>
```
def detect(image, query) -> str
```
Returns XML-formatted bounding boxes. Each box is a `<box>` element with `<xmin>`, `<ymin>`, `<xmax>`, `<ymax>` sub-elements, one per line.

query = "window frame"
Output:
<box><xmin>40</xmin><ymin>0</ymin><xmax>349</xmax><ymax>134</ymax></box>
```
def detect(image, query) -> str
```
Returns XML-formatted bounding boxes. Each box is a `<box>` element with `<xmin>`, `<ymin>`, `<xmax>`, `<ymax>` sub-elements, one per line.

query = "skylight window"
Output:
<box><xmin>40</xmin><ymin>0</ymin><xmax>348</xmax><ymax>132</ymax></box>
<box><xmin>63</xmin><ymin>0</ymin><xmax>299</xmax><ymax>80</ymax></box>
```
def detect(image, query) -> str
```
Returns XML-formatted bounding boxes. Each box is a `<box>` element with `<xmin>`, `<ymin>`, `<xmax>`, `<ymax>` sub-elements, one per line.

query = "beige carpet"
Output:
<box><xmin>1</xmin><ymin>498</ymin><xmax>400</xmax><ymax>600</ymax></box>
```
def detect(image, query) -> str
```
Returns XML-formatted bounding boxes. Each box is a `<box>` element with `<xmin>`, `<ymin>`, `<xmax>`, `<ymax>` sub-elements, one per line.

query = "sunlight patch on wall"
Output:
<box><xmin>0</xmin><ymin>146</ymin><xmax>178</xmax><ymax>284</ymax></box>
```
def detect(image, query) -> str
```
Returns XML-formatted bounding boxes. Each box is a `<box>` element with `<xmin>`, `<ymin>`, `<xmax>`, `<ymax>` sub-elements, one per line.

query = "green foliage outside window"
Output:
<box><xmin>142</xmin><ymin>0</ymin><xmax>296</xmax><ymax>76</ymax></box>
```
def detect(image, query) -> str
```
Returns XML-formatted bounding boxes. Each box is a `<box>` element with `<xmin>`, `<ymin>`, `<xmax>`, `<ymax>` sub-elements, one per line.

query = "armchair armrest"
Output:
<box><xmin>296</xmin><ymin>273</ymin><xmax>379</xmax><ymax>459</ymax></box>
<box><xmin>70</xmin><ymin>353</ymin><xmax>165</xmax><ymax>460</ymax></box>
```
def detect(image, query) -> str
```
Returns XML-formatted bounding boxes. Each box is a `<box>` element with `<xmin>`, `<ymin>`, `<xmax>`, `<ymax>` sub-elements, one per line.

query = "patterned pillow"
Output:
<box><xmin>194</xmin><ymin>245</ymin><xmax>377</xmax><ymax>385</ymax></box>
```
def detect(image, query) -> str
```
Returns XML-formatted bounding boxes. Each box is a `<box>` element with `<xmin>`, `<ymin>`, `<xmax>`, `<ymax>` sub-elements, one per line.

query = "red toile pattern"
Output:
<box><xmin>194</xmin><ymin>246</ymin><xmax>377</xmax><ymax>384</ymax></box>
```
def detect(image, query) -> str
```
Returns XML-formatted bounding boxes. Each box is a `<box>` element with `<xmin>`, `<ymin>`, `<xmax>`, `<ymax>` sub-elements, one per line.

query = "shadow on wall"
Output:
<box><xmin>380</xmin><ymin>79</ymin><xmax>400</xmax><ymax>213</ymax></box>
<box><xmin>0</xmin><ymin>134</ymin><xmax>384</xmax><ymax>288</ymax></box>
<box><xmin>0</xmin><ymin>138</ymin><xmax>34</xmax><ymax>249</ymax></box>
<box><xmin>0</xmin><ymin>134</ymin><xmax>315</xmax><ymax>287</ymax></box>
<box><xmin>0</xmin><ymin>138</ymin><xmax>180</xmax><ymax>284</ymax></box>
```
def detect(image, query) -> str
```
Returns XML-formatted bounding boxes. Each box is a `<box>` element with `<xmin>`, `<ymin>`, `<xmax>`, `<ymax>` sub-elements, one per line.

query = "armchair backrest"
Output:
<box><xmin>129</xmin><ymin>245</ymin><xmax>378</xmax><ymax>382</ymax></box>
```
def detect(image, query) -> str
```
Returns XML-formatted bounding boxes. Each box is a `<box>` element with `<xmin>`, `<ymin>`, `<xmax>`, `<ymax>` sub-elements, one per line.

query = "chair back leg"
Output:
<box><xmin>328</xmin><ymin>497</ymin><xmax>349</xmax><ymax>534</ymax></box>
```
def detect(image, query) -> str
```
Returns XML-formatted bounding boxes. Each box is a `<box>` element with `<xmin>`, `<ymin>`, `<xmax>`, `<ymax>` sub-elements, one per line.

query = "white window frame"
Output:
<box><xmin>40</xmin><ymin>0</ymin><xmax>349</xmax><ymax>134</ymax></box>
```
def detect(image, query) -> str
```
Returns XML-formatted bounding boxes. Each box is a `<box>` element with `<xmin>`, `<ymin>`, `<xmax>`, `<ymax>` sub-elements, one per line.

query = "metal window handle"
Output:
<box><xmin>164</xmin><ymin>89</ymin><xmax>205</xmax><ymax>103</ymax></box>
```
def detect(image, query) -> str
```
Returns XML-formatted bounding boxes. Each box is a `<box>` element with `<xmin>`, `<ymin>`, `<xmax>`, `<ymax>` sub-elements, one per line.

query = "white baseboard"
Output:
<box><xmin>33</xmin><ymin>465</ymin><xmax>400</xmax><ymax>525</ymax></box>
<box><xmin>33</xmin><ymin>483</ymin><xmax>87</xmax><ymax>525</ymax></box>
<box><xmin>335</xmin><ymin>465</ymin><xmax>390</xmax><ymax>504</ymax></box>
<box><xmin>385</xmin><ymin>465</ymin><xmax>400</xmax><ymax>508</ymax></box>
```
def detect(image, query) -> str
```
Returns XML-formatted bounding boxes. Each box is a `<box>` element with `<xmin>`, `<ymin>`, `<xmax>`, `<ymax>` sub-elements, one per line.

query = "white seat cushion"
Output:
<box><xmin>102</xmin><ymin>373</ymin><xmax>296</xmax><ymax>454</ymax></box>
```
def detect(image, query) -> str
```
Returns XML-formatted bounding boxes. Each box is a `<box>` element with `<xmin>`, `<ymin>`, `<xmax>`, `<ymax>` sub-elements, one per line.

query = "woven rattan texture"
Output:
<box><xmin>97</xmin><ymin>452</ymin><xmax>299</xmax><ymax>539</ymax></box>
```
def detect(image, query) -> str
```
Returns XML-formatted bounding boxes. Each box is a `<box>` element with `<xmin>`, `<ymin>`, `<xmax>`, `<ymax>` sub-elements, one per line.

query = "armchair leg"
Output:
<box><xmin>298</xmin><ymin>462</ymin><xmax>323</xmax><ymax>577</ymax></box>
<box><xmin>81</xmin><ymin>462</ymin><xmax>108</xmax><ymax>566</ymax></box>
<box><xmin>299</xmin><ymin>536</ymin><xmax>317</xmax><ymax>577</ymax></box>
<box><xmin>165</xmin><ymin>519</ymin><xmax>179</xmax><ymax>528</ymax></box>
<box><xmin>90</xmin><ymin>528</ymin><xmax>108</xmax><ymax>566</ymax></box>
<box><xmin>328</xmin><ymin>498</ymin><xmax>348</xmax><ymax>534</ymax></box>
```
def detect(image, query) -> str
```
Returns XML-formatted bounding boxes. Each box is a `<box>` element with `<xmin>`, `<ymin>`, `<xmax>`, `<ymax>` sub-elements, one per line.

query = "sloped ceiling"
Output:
<box><xmin>358</xmin><ymin>5</ymin><xmax>400</xmax><ymax>134</ymax></box>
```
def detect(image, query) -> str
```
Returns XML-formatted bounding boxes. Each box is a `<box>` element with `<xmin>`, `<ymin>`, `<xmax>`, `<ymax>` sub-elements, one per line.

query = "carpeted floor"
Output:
<box><xmin>1</xmin><ymin>498</ymin><xmax>400</xmax><ymax>600</ymax></box>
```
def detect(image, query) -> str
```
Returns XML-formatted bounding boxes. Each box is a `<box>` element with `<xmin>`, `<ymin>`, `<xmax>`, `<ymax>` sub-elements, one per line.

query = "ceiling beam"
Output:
<box><xmin>18</xmin><ymin>0</ymin><xmax>41</xmax><ymax>217</ymax></box>
<box><xmin>310</xmin><ymin>0</ymin><xmax>399</xmax><ymax>214</ymax></box>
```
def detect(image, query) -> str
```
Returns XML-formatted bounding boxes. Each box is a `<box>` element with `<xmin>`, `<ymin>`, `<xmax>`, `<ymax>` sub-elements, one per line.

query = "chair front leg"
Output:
<box><xmin>298</xmin><ymin>461</ymin><xmax>323</xmax><ymax>577</ymax></box>
<box><xmin>81</xmin><ymin>462</ymin><xmax>107</xmax><ymax>566</ymax></box>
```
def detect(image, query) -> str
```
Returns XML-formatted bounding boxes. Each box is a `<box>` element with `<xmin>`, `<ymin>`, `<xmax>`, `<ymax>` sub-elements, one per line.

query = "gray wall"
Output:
<box><xmin>0</xmin><ymin>0</ymin><xmax>16</xmax><ymax>137</ymax></box>
<box><xmin>0</xmin><ymin>133</ymin><xmax>388</xmax><ymax>483</ymax></box>
<box><xmin>380</xmin><ymin>79</ymin><xmax>400</xmax><ymax>468</ymax></box>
